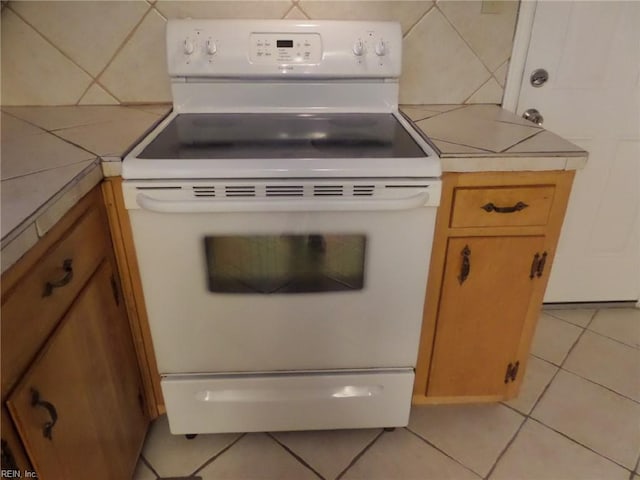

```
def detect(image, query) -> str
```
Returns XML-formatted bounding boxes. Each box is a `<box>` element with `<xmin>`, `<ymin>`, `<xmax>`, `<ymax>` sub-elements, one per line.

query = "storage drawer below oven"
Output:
<box><xmin>161</xmin><ymin>370</ymin><xmax>414</xmax><ymax>433</ymax></box>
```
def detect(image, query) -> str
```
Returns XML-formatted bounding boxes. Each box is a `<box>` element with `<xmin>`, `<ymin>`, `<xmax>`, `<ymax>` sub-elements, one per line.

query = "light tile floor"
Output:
<box><xmin>133</xmin><ymin>307</ymin><xmax>640</xmax><ymax>480</ymax></box>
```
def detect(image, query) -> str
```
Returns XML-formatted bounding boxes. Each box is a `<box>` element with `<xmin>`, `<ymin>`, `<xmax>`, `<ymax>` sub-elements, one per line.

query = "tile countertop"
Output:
<box><xmin>0</xmin><ymin>105</ymin><xmax>171</xmax><ymax>272</ymax></box>
<box><xmin>0</xmin><ymin>103</ymin><xmax>586</xmax><ymax>274</ymax></box>
<box><xmin>402</xmin><ymin>104</ymin><xmax>587</xmax><ymax>172</ymax></box>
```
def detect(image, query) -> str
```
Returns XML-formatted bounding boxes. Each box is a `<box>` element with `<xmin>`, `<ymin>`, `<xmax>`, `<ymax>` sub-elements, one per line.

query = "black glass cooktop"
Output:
<box><xmin>138</xmin><ymin>113</ymin><xmax>427</xmax><ymax>159</ymax></box>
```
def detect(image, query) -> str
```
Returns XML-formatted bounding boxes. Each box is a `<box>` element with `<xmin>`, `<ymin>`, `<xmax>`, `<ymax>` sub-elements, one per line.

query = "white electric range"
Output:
<box><xmin>122</xmin><ymin>19</ymin><xmax>441</xmax><ymax>434</ymax></box>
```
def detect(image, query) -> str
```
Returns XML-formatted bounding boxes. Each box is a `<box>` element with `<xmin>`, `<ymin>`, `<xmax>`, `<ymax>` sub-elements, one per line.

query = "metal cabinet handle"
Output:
<box><xmin>30</xmin><ymin>388</ymin><xmax>58</xmax><ymax>441</ymax></box>
<box><xmin>481</xmin><ymin>201</ymin><xmax>529</xmax><ymax>213</ymax></box>
<box><xmin>458</xmin><ymin>245</ymin><xmax>471</xmax><ymax>285</ymax></box>
<box><xmin>530</xmin><ymin>251</ymin><xmax>548</xmax><ymax>279</ymax></box>
<box><xmin>42</xmin><ymin>259</ymin><xmax>73</xmax><ymax>297</ymax></box>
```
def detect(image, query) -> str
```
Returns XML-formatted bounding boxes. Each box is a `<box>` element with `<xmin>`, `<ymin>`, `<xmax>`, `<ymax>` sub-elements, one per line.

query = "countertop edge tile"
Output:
<box><xmin>1</xmin><ymin>160</ymin><xmax>102</xmax><ymax>273</ymax></box>
<box><xmin>440</xmin><ymin>156</ymin><xmax>570</xmax><ymax>173</ymax></box>
<box><xmin>35</xmin><ymin>162</ymin><xmax>104</xmax><ymax>237</ymax></box>
<box><xmin>1</xmin><ymin>223</ymin><xmax>39</xmax><ymax>274</ymax></box>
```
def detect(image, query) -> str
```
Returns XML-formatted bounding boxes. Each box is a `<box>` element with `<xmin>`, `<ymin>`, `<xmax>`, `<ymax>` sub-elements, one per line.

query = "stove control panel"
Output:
<box><xmin>167</xmin><ymin>20</ymin><xmax>402</xmax><ymax>78</ymax></box>
<box><xmin>249</xmin><ymin>33</ymin><xmax>322</xmax><ymax>65</ymax></box>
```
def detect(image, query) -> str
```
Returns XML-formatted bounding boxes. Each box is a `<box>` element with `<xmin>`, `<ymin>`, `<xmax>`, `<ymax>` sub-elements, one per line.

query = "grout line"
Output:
<box><xmin>405</xmin><ymin>427</ymin><xmax>484</xmax><ymax>478</ymax></box>
<box><xmin>335</xmin><ymin>429</ymin><xmax>385</xmax><ymax>480</ymax></box>
<box><xmin>434</xmin><ymin>3</ymin><xmax>493</xmax><ymax>77</ymax></box>
<box><xmin>498</xmin><ymin>129</ymin><xmax>544</xmax><ymax>153</ymax></box>
<box><xmin>139</xmin><ymin>454</ymin><xmax>161</xmax><ymax>478</ymax></box>
<box><xmin>560</xmin><ymin>368</ymin><xmax>640</xmax><ymax>406</ymax></box>
<box><xmin>462</xmin><ymin>76</ymin><xmax>495</xmax><ymax>105</ymax></box>
<box><xmin>6</xmin><ymin>5</ymin><xmax>96</xmax><ymax>87</ymax></box>
<box><xmin>191</xmin><ymin>433</ymin><xmax>246</xmax><ymax>475</ymax></box>
<box><xmin>267</xmin><ymin>433</ymin><xmax>325</xmax><ymax>480</ymax></box>
<box><xmin>402</xmin><ymin>2</ymin><xmax>435</xmax><ymax>39</ymax></box>
<box><xmin>528</xmin><ymin>417</ymin><xmax>635</xmax><ymax>474</ymax></box>
<box><xmin>90</xmin><ymin>5</ymin><xmax>155</xmax><ymax>105</ymax></box>
<box><xmin>280</xmin><ymin>2</ymin><xmax>297</xmax><ymax>19</ymax></box>
<box><xmin>1</xmin><ymin>158</ymin><xmax>97</xmax><ymax>182</ymax></box>
<box><xmin>482</xmin><ymin>415</ymin><xmax>527</xmax><ymax>480</ymax></box>
<box><xmin>427</xmin><ymin>136</ymin><xmax>497</xmax><ymax>154</ymax></box>
<box><xmin>294</xmin><ymin>2</ymin><xmax>312</xmax><ymax>20</ymax></box>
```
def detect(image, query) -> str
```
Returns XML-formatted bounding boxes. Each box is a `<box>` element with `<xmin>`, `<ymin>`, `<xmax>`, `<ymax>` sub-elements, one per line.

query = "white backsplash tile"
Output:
<box><xmin>299</xmin><ymin>1</ymin><xmax>434</xmax><ymax>34</ymax></box>
<box><xmin>1</xmin><ymin>1</ymin><xmax>520</xmax><ymax>106</ymax></box>
<box><xmin>1</xmin><ymin>9</ymin><xmax>93</xmax><ymax>105</ymax></box>
<box><xmin>437</xmin><ymin>0</ymin><xmax>519</xmax><ymax>72</ymax></box>
<box><xmin>155</xmin><ymin>1</ymin><xmax>292</xmax><ymax>20</ymax></box>
<box><xmin>10</xmin><ymin>1</ymin><xmax>149</xmax><ymax>77</ymax></box>
<box><xmin>400</xmin><ymin>8</ymin><xmax>491</xmax><ymax>104</ymax></box>
<box><xmin>99</xmin><ymin>9</ymin><xmax>171</xmax><ymax>103</ymax></box>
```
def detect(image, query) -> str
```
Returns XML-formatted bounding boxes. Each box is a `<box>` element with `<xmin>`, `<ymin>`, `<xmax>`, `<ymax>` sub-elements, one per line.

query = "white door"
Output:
<box><xmin>514</xmin><ymin>1</ymin><xmax>640</xmax><ymax>302</ymax></box>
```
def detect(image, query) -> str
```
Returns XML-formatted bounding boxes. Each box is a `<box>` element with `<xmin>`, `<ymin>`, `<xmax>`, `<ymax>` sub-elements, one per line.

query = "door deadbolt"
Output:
<box><xmin>530</xmin><ymin>68</ymin><xmax>549</xmax><ymax>87</ymax></box>
<box><xmin>522</xmin><ymin>109</ymin><xmax>544</xmax><ymax>125</ymax></box>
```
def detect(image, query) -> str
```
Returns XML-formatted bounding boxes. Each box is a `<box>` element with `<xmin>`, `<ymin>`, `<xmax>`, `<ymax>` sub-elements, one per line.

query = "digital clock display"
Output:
<box><xmin>277</xmin><ymin>40</ymin><xmax>294</xmax><ymax>48</ymax></box>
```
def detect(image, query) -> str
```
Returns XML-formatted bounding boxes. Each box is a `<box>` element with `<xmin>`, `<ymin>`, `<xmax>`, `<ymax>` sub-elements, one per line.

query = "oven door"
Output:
<box><xmin>125</xmin><ymin>180</ymin><xmax>439</xmax><ymax>374</ymax></box>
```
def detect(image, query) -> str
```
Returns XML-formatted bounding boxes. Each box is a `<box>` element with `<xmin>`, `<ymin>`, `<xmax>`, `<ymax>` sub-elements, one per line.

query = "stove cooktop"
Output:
<box><xmin>138</xmin><ymin>113</ymin><xmax>428</xmax><ymax>160</ymax></box>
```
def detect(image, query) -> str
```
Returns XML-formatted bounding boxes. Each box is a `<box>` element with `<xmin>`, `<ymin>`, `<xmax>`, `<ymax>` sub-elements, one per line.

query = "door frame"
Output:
<box><xmin>502</xmin><ymin>0</ymin><xmax>538</xmax><ymax>112</ymax></box>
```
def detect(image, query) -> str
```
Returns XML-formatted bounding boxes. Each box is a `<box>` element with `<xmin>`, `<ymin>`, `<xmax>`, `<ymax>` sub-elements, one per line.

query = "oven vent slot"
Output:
<box><xmin>353</xmin><ymin>185</ymin><xmax>375</xmax><ymax>196</ymax></box>
<box><xmin>266</xmin><ymin>185</ymin><xmax>304</xmax><ymax>197</ymax></box>
<box><xmin>225</xmin><ymin>185</ymin><xmax>256</xmax><ymax>197</ymax></box>
<box><xmin>313</xmin><ymin>185</ymin><xmax>344</xmax><ymax>197</ymax></box>
<box><xmin>192</xmin><ymin>186</ymin><xmax>216</xmax><ymax>198</ymax></box>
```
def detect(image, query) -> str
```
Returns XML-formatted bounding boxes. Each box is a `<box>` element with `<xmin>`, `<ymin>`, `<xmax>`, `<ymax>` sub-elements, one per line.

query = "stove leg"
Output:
<box><xmin>383</xmin><ymin>427</ymin><xmax>396</xmax><ymax>432</ymax></box>
<box><xmin>185</xmin><ymin>434</ymin><xmax>198</xmax><ymax>440</ymax></box>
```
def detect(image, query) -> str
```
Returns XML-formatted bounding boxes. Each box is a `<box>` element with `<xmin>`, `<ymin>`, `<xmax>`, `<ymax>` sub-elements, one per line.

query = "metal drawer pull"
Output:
<box><xmin>458</xmin><ymin>245</ymin><xmax>471</xmax><ymax>285</ymax></box>
<box><xmin>481</xmin><ymin>201</ymin><xmax>529</xmax><ymax>213</ymax></box>
<box><xmin>42</xmin><ymin>259</ymin><xmax>73</xmax><ymax>297</ymax></box>
<box><xmin>30</xmin><ymin>388</ymin><xmax>58</xmax><ymax>441</ymax></box>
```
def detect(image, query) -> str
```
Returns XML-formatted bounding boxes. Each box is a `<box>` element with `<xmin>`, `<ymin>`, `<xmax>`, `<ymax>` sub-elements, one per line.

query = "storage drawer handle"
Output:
<box><xmin>42</xmin><ymin>259</ymin><xmax>73</xmax><ymax>297</ymax></box>
<box><xmin>30</xmin><ymin>388</ymin><xmax>58</xmax><ymax>441</ymax></box>
<box><xmin>481</xmin><ymin>201</ymin><xmax>529</xmax><ymax>213</ymax></box>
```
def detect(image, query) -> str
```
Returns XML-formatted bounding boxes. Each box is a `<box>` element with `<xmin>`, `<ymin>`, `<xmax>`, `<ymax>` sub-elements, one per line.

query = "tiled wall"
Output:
<box><xmin>0</xmin><ymin>1</ymin><xmax>519</xmax><ymax>106</ymax></box>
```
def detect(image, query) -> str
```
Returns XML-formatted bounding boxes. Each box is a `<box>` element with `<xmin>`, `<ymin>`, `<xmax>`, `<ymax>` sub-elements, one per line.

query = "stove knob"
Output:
<box><xmin>184</xmin><ymin>38</ymin><xmax>195</xmax><ymax>55</ymax></box>
<box><xmin>352</xmin><ymin>39</ymin><xmax>364</xmax><ymax>56</ymax></box>
<box><xmin>375</xmin><ymin>39</ymin><xmax>386</xmax><ymax>56</ymax></box>
<box><xmin>207</xmin><ymin>39</ymin><xmax>217</xmax><ymax>56</ymax></box>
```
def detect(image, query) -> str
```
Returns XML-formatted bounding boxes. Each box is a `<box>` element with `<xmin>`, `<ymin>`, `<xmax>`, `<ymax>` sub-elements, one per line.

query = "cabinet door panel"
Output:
<box><xmin>427</xmin><ymin>236</ymin><xmax>546</xmax><ymax>397</ymax></box>
<box><xmin>6</xmin><ymin>262</ymin><xmax>147</xmax><ymax>480</ymax></box>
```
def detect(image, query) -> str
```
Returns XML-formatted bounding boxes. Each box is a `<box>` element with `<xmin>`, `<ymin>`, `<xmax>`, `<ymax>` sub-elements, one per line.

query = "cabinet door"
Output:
<box><xmin>6</xmin><ymin>261</ymin><xmax>147</xmax><ymax>480</ymax></box>
<box><xmin>427</xmin><ymin>236</ymin><xmax>546</xmax><ymax>398</ymax></box>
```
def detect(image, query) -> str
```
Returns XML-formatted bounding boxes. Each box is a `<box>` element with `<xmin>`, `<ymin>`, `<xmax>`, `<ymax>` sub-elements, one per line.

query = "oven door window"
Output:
<box><xmin>204</xmin><ymin>234</ymin><xmax>366</xmax><ymax>293</ymax></box>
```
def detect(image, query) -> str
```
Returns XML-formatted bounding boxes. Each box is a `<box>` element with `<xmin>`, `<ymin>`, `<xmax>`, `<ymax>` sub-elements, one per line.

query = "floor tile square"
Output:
<box><xmin>197</xmin><ymin>433</ymin><xmax>318</xmax><ymax>479</ymax></box>
<box><xmin>133</xmin><ymin>458</ymin><xmax>156</xmax><ymax>480</ymax></box>
<box><xmin>408</xmin><ymin>404</ymin><xmax>524</xmax><ymax>477</ymax></box>
<box><xmin>504</xmin><ymin>356</ymin><xmax>558</xmax><ymax>414</ymax></box>
<box><xmin>564</xmin><ymin>330</ymin><xmax>640</xmax><ymax>401</ymax></box>
<box><xmin>532</xmin><ymin>370</ymin><xmax>640</xmax><ymax>469</ymax></box>
<box><xmin>490</xmin><ymin>419</ymin><xmax>630</xmax><ymax>480</ymax></box>
<box><xmin>530</xmin><ymin>313</ymin><xmax>583</xmax><ymax>365</ymax></box>
<box><xmin>272</xmin><ymin>428</ymin><xmax>380</xmax><ymax>480</ymax></box>
<box><xmin>142</xmin><ymin>415</ymin><xmax>240</xmax><ymax>477</ymax></box>
<box><xmin>342</xmin><ymin>428</ymin><xmax>480</xmax><ymax>480</ymax></box>
<box><xmin>544</xmin><ymin>308</ymin><xmax>596</xmax><ymax>327</ymax></box>
<box><xmin>588</xmin><ymin>308</ymin><xmax>640</xmax><ymax>348</ymax></box>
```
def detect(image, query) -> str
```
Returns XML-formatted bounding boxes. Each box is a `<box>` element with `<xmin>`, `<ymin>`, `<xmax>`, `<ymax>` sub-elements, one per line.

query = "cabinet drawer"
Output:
<box><xmin>451</xmin><ymin>186</ymin><xmax>555</xmax><ymax>228</ymax></box>
<box><xmin>1</xmin><ymin>205</ymin><xmax>109</xmax><ymax>395</ymax></box>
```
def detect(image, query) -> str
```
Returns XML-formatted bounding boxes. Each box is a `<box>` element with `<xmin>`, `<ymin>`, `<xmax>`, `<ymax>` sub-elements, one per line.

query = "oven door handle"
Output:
<box><xmin>135</xmin><ymin>192</ymin><xmax>430</xmax><ymax>212</ymax></box>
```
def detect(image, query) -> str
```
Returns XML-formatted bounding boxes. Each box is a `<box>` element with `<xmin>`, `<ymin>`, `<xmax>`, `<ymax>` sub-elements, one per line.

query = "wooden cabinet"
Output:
<box><xmin>1</xmin><ymin>187</ymin><xmax>148</xmax><ymax>478</ymax></box>
<box><xmin>414</xmin><ymin>171</ymin><xmax>575</xmax><ymax>403</ymax></box>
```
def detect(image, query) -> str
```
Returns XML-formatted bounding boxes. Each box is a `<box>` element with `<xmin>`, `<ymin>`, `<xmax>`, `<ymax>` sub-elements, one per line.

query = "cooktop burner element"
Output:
<box><xmin>138</xmin><ymin>113</ymin><xmax>427</xmax><ymax>159</ymax></box>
